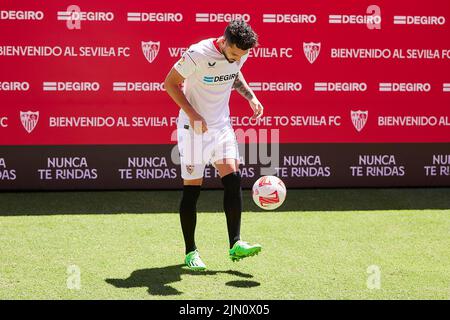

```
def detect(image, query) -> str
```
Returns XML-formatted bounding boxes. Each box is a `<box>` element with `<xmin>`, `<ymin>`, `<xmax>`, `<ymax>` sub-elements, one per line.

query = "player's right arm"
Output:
<box><xmin>164</xmin><ymin>53</ymin><xmax>208</xmax><ymax>134</ymax></box>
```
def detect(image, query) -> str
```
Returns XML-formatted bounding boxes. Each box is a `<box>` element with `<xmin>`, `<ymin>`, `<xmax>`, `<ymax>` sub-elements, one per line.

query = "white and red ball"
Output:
<box><xmin>252</xmin><ymin>176</ymin><xmax>287</xmax><ymax>210</ymax></box>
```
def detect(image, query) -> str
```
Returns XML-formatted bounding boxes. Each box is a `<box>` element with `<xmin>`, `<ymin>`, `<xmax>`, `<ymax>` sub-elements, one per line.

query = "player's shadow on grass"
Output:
<box><xmin>105</xmin><ymin>264</ymin><xmax>259</xmax><ymax>296</ymax></box>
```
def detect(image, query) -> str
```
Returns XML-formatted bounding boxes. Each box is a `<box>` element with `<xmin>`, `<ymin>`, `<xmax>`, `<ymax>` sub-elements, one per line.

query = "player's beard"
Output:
<box><xmin>217</xmin><ymin>40</ymin><xmax>235</xmax><ymax>63</ymax></box>
<box><xmin>222</xmin><ymin>50</ymin><xmax>235</xmax><ymax>64</ymax></box>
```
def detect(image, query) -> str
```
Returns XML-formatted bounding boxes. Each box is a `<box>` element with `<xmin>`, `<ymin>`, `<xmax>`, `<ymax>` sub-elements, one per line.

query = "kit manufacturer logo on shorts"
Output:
<box><xmin>203</xmin><ymin>72</ymin><xmax>238</xmax><ymax>85</ymax></box>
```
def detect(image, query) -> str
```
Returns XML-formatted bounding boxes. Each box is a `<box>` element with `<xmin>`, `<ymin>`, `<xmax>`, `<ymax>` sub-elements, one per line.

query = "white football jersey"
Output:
<box><xmin>173</xmin><ymin>38</ymin><xmax>249</xmax><ymax>130</ymax></box>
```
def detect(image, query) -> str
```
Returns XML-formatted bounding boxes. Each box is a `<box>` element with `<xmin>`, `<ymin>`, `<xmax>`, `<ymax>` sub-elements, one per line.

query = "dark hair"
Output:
<box><xmin>224</xmin><ymin>19</ymin><xmax>258</xmax><ymax>50</ymax></box>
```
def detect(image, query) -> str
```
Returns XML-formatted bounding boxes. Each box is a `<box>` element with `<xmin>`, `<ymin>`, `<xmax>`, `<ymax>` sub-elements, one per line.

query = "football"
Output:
<box><xmin>252</xmin><ymin>175</ymin><xmax>287</xmax><ymax>210</ymax></box>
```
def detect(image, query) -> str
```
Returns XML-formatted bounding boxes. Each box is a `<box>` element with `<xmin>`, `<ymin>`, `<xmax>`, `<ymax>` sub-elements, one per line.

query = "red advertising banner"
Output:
<box><xmin>0</xmin><ymin>0</ymin><xmax>449</xmax><ymax>189</ymax></box>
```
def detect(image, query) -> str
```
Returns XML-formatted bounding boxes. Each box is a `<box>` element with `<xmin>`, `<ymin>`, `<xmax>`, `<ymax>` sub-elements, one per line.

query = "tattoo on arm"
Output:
<box><xmin>233</xmin><ymin>73</ymin><xmax>254</xmax><ymax>101</ymax></box>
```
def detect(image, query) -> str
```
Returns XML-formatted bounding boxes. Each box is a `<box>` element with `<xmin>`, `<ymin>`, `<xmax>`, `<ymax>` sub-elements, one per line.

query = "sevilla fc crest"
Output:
<box><xmin>303</xmin><ymin>42</ymin><xmax>321</xmax><ymax>64</ymax></box>
<box><xmin>186</xmin><ymin>165</ymin><xmax>194</xmax><ymax>175</ymax></box>
<box><xmin>141</xmin><ymin>41</ymin><xmax>160</xmax><ymax>63</ymax></box>
<box><xmin>351</xmin><ymin>110</ymin><xmax>368</xmax><ymax>132</ymax></box>
<box><xmin>20</xmin><ymin>111</ymin><xmax>39</xmax><ymax>133</ymax></box>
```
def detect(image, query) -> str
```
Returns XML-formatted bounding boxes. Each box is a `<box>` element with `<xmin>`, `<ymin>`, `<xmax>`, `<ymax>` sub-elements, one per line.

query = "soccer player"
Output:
<box><xmin>164</xmin><ymin>20</ymin><xmax>264</xmax><ymax>271</ymax></box>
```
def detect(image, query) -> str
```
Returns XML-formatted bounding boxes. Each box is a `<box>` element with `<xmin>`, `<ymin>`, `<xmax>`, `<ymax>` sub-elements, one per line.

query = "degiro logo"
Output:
<box><xmin>203</xmin><ymin>73</ymin><xmax>238</xmax><ymax>84</ymax></box>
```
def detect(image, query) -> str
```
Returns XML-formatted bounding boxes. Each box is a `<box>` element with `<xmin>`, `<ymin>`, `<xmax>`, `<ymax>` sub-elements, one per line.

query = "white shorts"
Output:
<box><xmin>177</xmin><ymin>120</ymin><xmax>240</xmax><ymax>180</ymax></box>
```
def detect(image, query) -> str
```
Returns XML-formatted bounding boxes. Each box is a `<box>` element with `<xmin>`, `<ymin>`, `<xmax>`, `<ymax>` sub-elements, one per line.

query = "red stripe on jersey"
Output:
<box><xmin>213</xmin><ymin>38</ymin><xmax>222</xmax><ymax>54</ymax></box>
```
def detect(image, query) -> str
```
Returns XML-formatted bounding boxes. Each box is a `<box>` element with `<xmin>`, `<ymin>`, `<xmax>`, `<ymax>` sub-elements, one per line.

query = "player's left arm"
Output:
<box><xmin>233</xmin><ymin>71</ymin><xmax>264</xmax><ymax>119</ymax></box>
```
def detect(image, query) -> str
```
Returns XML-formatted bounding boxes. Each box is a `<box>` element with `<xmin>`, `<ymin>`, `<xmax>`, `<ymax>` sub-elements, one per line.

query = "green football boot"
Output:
<box><xmin>229</xmin><ymin>240</ymin><xmax>262</xmax><ymax>262</ymax></box>
<box><xmin>184</xmin><ymin>249</ymin><xmax>207</xmax><ymax>271</ymax></box>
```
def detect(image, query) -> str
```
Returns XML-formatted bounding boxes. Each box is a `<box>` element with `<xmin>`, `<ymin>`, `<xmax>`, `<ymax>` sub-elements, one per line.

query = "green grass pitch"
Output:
<box><xmin>0</xmin><ymin>188</ymin><xmax>449</xmax><ymax>299</ymax></box>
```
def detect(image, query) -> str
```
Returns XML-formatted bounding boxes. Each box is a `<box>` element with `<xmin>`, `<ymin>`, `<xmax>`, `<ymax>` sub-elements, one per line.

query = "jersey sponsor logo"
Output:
<box><xmin>141</xmin><ymin>41</ymin><xmax>160</xmax><ymax>63</ymax></box>
<box><xmin>394</xmin><ymin>15</ymin><xmax>446</xmax><ymax>25</ymax></box>
<box><xmin>303</xmin><ymin>42</ymin><xmax>321</xmax><ymax>64</ymax></box>
<box><xmin>20</xmin><ymin>111</ymin><xmax>39</xmax><ymax>133</ymax></box>
<box><xmin>351</xmin><ymin>110</ymin><xmax>368</xmax><ymax>132</ymax></box>
<box><xmin>203</xmin><ymin>73</ymin><xmax>238</xmax><ymax>85</ymax></box>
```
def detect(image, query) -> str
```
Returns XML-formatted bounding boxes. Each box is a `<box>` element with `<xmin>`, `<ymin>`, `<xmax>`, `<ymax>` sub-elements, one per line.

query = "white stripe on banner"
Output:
<box><xmin>57</xmin><ymin>11</ymin><xmax>71</xmax><ymax>20</ymax></box>
<box><xmin>379</xmin><ymin>83</ymin><xmax>393</xmax><ymax>91</ymax></box>
<box><xmin>263</xmin><ymin>14</ymin><xmax>276</xmax><ymax>22</ymax></box>
<box><xmin>314</xmin><ymin>83</ymin><xmax>328</xmax><ymax>91</ymax></box>
<box><xmin>329</xmin><ymin>15</ymin><xmax>342</xmax><ymax>23</ymax></box>
<box><xmin>113</xmin><ymin>82</ymin><xmax>127</xmax><ymax>91</ymax></box>
<box><xmin>127</xmin><ymin>13</ymin><xmax>141</xmax><ymax>21</ymax></box>
<box><xmin>394</xmin><ymin>16</ymin><xmax>407</xmax><ymax>24</ymax></box>
<box><xmin>444</xmin><ymin>84</ymin><xmax>450</xmax><ymax>92</ymax></box>
<box><xmin>196</xmin><ymin>13</ymin><xmax>209</xmax><ymax>20</ymax></box>
<box><xmin>249</xmin><ymin>82</ymin><xmax>262</xmax><ymax>91</ymax></box>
